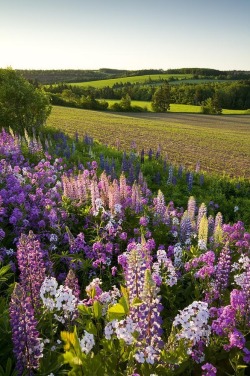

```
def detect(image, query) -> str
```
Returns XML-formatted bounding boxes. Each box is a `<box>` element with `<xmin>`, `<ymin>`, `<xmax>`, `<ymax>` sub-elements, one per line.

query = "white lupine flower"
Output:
<box><xmin>80</xmin><ymin>331</ymin><xmax>95</xmax><ymax>354</ymax></box>
<box><xmin>5</xmin><ymin>248</ymin><xmax>15</xmax><ymax>256</ymax></box>
<box><xmin>99</xmin><ymin>292</ymin><xmax>112</xmax><ymax>305</ymax></box>
<box><xmin>114</xmin><ymin>203</ymin><xmax>122</xmax><ymax>214</ymax></box>
<box><xmin>145</xmin><ymin>346</ymin><xmax>157</xmax><ymax>364</ymax></box>
<box><xmin>134</xmin><ymin>351</ymin><xmax>145</xmax><ymax>363</ymax></box>
<box><xmin>157</xmin><ymin>249</ymin><xmax>167</xmax><ymax>262</ymax></box>
<box><xmin>231</xmin><ymin>262</ymin><xmax>240</xmax><ymax>271</ymax></box>
<box><xmin>153</xmin><ymin>250</ymin><xmax>178</xmax><ymax>287</ymax></box>
<box><xmin>238</xmin><ymin>255</ymin><xmax>250</xmax><ymax>267</ymax></box>
<box><xmin>95</xmin><ymin>198</ymin><xmax>104</xmax><ymax>211</ymax></box>
<box><xmin>114</xmin><ymin>317</ymin><xmax>138</xmax><ymax>345</ymax></box>
<box><xmin>172</xmin><ymin>231</ymin><xmax>178</xmax><ymax>238</ymax></box>
<box><xmin>104</xmin><ymin>322</ymin><xmax>114</xmax><ymax>339</ymax></box>
<box><xmin>172</xmin><ymin>217</ymin><xmax>179</xmax><ymax>225</ymax></box>
<box><xmin>54</xmin><ymin>314</ymin><xmax>65</xmax><ymax>324</ymax></box>
<box><xmin>173</xmin><ymin>243</ymin><xmax>183</xmax><ymax>267</ymax></box>
<box><xmin>50</xmin><ymin>233</ymin><xmax>58</xmax><ymax>242</ymax></box>
<box><xmin>198</xmin><ymin>239</ymin><xmax>207</xmax><ymax>251</ymax></box>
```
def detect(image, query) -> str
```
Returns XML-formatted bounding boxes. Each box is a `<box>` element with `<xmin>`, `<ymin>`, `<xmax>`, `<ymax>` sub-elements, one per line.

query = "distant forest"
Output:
<box><xmin>17</xmin><ymin>67</ymin><xmax>250</xmax><ymax>85</ymax></box>
<box><xmin>16</xmin><ymin>68</ymin><xmax>250</xmax><ymax>111</ymax></box>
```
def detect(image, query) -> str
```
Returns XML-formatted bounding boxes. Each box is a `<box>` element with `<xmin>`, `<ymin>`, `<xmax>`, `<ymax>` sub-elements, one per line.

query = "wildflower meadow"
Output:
<box><xmin>0</xmin><ymin>127</ymin><xmax>250</xmax><ymax>376</ymax></box>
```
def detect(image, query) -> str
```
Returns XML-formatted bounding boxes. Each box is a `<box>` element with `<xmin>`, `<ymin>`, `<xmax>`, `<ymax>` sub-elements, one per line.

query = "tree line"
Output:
<box><xmin>44</xmin><ymin>80</ymin><xmax>250</xmax><ymax>110</ymax></box>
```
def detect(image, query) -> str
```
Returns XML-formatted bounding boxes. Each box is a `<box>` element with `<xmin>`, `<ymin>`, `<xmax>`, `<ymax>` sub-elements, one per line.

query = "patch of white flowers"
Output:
<box><xmin>173</xmin><ymin>301</ymin><xmax>211</xmax><ymax>348</ymax></box>
<box><xmin>233</xmin><ymin>255</ymin><xmax>250</xmax><ymax>287</ymax></box>
<box><xmin>98</xmin><ymin>286</ymin><xmax>121</xmax><ymax>315</ymax></box>
<box><xmin>104</xmin><ymin>317</ymin><xmax>138</xmax><ymax>345</ymax></box>
<box><xmin>134</xmin><ymin>345</ymin><xmax>157</xmax><ymax>365</ymax></box>
<box><xmin>40</xmin><ymin>277</ymin><xmax>78</xmax><ymax>323</ymax></box>
<box><xmin>152</xmin><ymin>249</ymin><xmax>178</xmax><ymax>286</ymax></box>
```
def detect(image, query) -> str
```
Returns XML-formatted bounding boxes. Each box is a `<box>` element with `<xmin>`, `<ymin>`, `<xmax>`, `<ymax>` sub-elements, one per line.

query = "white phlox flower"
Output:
<box><xmin>79</xmin><ymin>330</ymin><xmax>95</xmax><ymax>354</ymax></box>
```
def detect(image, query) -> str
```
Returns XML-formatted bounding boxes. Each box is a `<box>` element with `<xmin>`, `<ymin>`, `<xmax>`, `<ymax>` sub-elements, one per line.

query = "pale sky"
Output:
<box><xmin>0</xmin><ymin>0</ymin><xmax>249</xmax><ymax>71</ymax></box>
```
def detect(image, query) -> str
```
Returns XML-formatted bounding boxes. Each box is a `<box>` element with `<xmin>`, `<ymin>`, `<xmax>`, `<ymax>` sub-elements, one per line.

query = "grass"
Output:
<box><xmin>105</xmin><ymin>100</ymin><xmax>202</xmax><ymax>113</ymax></box>
<box><xmin>65</xmin><ymin>73</ymin><xmax>193</xmax><ymax>88</ymax></box>
<box><xmin>105</xmin><ymin>100</ymin><xmax>248</xmax><ymax>114</ymax></box>
<box><xmin>47</xmin><ymin>106</ymin><xmax>250</xmax><ymax>178</ymax></box>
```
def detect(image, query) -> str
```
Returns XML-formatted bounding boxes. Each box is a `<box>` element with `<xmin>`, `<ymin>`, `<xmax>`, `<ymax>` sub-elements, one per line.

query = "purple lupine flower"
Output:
<box><xmin>167</xmin><ymin>165</ymin><xmax>173</xmax><ymax>185</ymax></box>
<box><xmin>187</xmin><ymin>196</ymin><xmax>196</xmax><ymax>222</ymax></box>
<box><xmin>16</xmin><ymin>231</ymin><xmax>46</xmax><ymax>311</ymax></box>
<box><xmin>9</xmin><ymin>283</ymin><xmax>43</xmax><ymax>375</ymax></box>
<box><xmin>213</xmin><ymin>242</ymin><xmax>231</xmax><ymax>301</ymax></box>
<box><xmin>119</xmin><ymin>172</ymin><xmax>128</xmax><ymax>203</ymax></box>
<box><xmin>201</xmin><ymin>362</ymin><xmax>217</xmax><ymax>376</ymax></box>
<box><xmin>99</xmin><ymin>171</ymin><xmax>110</xmax><ymax>206</ymax></box>
<box><xmin>0</xmin><ymin>228</ymin><xmax>5</xmax><ymax>240</ymax></box>
<box><xmin>187</xmin><ymin>171</ymin><xmax>193</xmax><ymax>191</ymax></box>
<box><xmin>242</xmin><ymin>262</ymin><xmax>250</xmax><ymax>325</ymax></box>
<box><xmin>131</xmin><ymin>182</ymin><xmax>142</xmax><ymax>214</ymax></box>
<box><xmin>90</xmin><ymin>179</ymin><xmax>100</xmax><ymax>215</ymax></box>
<box><xmin>214</xmin><ymin>212</ymin><xmax>223</xmax><ymax>233</ymax></box>
<box><xmin>139</xmin><ymin>216</ymin><xmax>149</xmax><ymax>227</ymax></box>
<box><xmin>180</xmin><ymin>211</ymin><xmax>192</xmax><ymax>243</ymax></box>
<box><xmin>243</xmin><ymin>347</ymin><xmax>250</xmax><ymax>363</ymax></box>
<box><xmin>64</xmin><ymin>269</ymin><xmax>81</xmax><ymax>300</ymax></box>
<box><xmin>153</xmin><ymin>190</ymin><xmax>166</xmax><ymax>222</ymax></box>
<box><xmin>122</xmin><ymin>243</ymin><xmax>163</xmax><ymax>355</ymax></box>
<box><xmin>139</xmin><ymin>269</ymin><xmax>164</xmax><ymax>348</ymax></box>
<box><xmin>207</xmin><ymin>215</ymin><xmax>215</xmax><ymax>239</ymax></box>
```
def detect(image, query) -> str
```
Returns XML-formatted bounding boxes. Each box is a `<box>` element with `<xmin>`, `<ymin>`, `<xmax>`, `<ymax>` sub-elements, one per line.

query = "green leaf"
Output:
<box><xmin>131</xmin><ymin>297</ymin><xmax>143</xmax><ymax>306</ymax></box>
<box><xmin>85</xmin><ymin>320</ymin><xmax>97</xmax><ymax>335</ymax></box>
<box><xmin>108</xmin><ymin>303</ymin><xmax>126</xmax><ymax>320</ymax></box>
<box><xmin>119</xmin><ymin>296</ymin><xmax>129</xmax><ymax>314</ymax></box>
<box><xmin>78</xmin><ymin>304</ymin><xmax>92</xmax><ymax>316</ymax></box>
<box><xmin>93</xmin><ymin>301</ymin><xmax>102</xmax><ymax>319</ymax></box>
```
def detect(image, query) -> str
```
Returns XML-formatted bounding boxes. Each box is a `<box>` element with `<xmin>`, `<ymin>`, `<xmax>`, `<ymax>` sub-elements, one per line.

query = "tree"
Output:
<box><xmin>151</xmin><ymin>83</ymin><xmax>171</xmax><ymax>112</ymax></box>
<box><xmin>201</xmin><ymin>93</ymin><xmax>222</xmax><ymax>115</ymax></box>
<box><xmin>0</xmin><ymin>68</ymin><xmax>51</xmax><ymax>135</ymax></box>
<box><xmin>120</xmin><ymin>94</ymin><xmax>131</xmax><ymax>110</ymax></box>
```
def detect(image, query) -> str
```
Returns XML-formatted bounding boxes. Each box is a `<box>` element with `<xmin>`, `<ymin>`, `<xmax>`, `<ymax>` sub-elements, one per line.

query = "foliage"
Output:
<box><xmin>151</xmin><ymin>83</ymin><xmax>171</xmax><ymax>112</ymax></box>
<box><xmin>201</xmin><ymin>94</ymin><xmax>222</xmax><ymax>115</ymax></box>
<box><xmin>0</xmin><ymin>68</ymin><xmax>51</xmax><ymax>135</ymax></box>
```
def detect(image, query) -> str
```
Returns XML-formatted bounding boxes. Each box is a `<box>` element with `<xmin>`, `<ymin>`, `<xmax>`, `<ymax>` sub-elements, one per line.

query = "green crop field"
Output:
<box><xmin>65</xmin><ymin>73</ymin><xmax>193</xmax><ymax>88</ymax></box>
<box><xmin>47</xmin><ymin>106</ymin><xmax>250</xmax><ymax>178</ymax></box>
<box><xmin>104</xmin><ymin>100</ymin><xmax>248</xmax><ymax>114</ymax></box>
<box><xmin>105</xmin><ymin>100</ymin><xmax>203</xmax><ymax>113</ymax></box>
